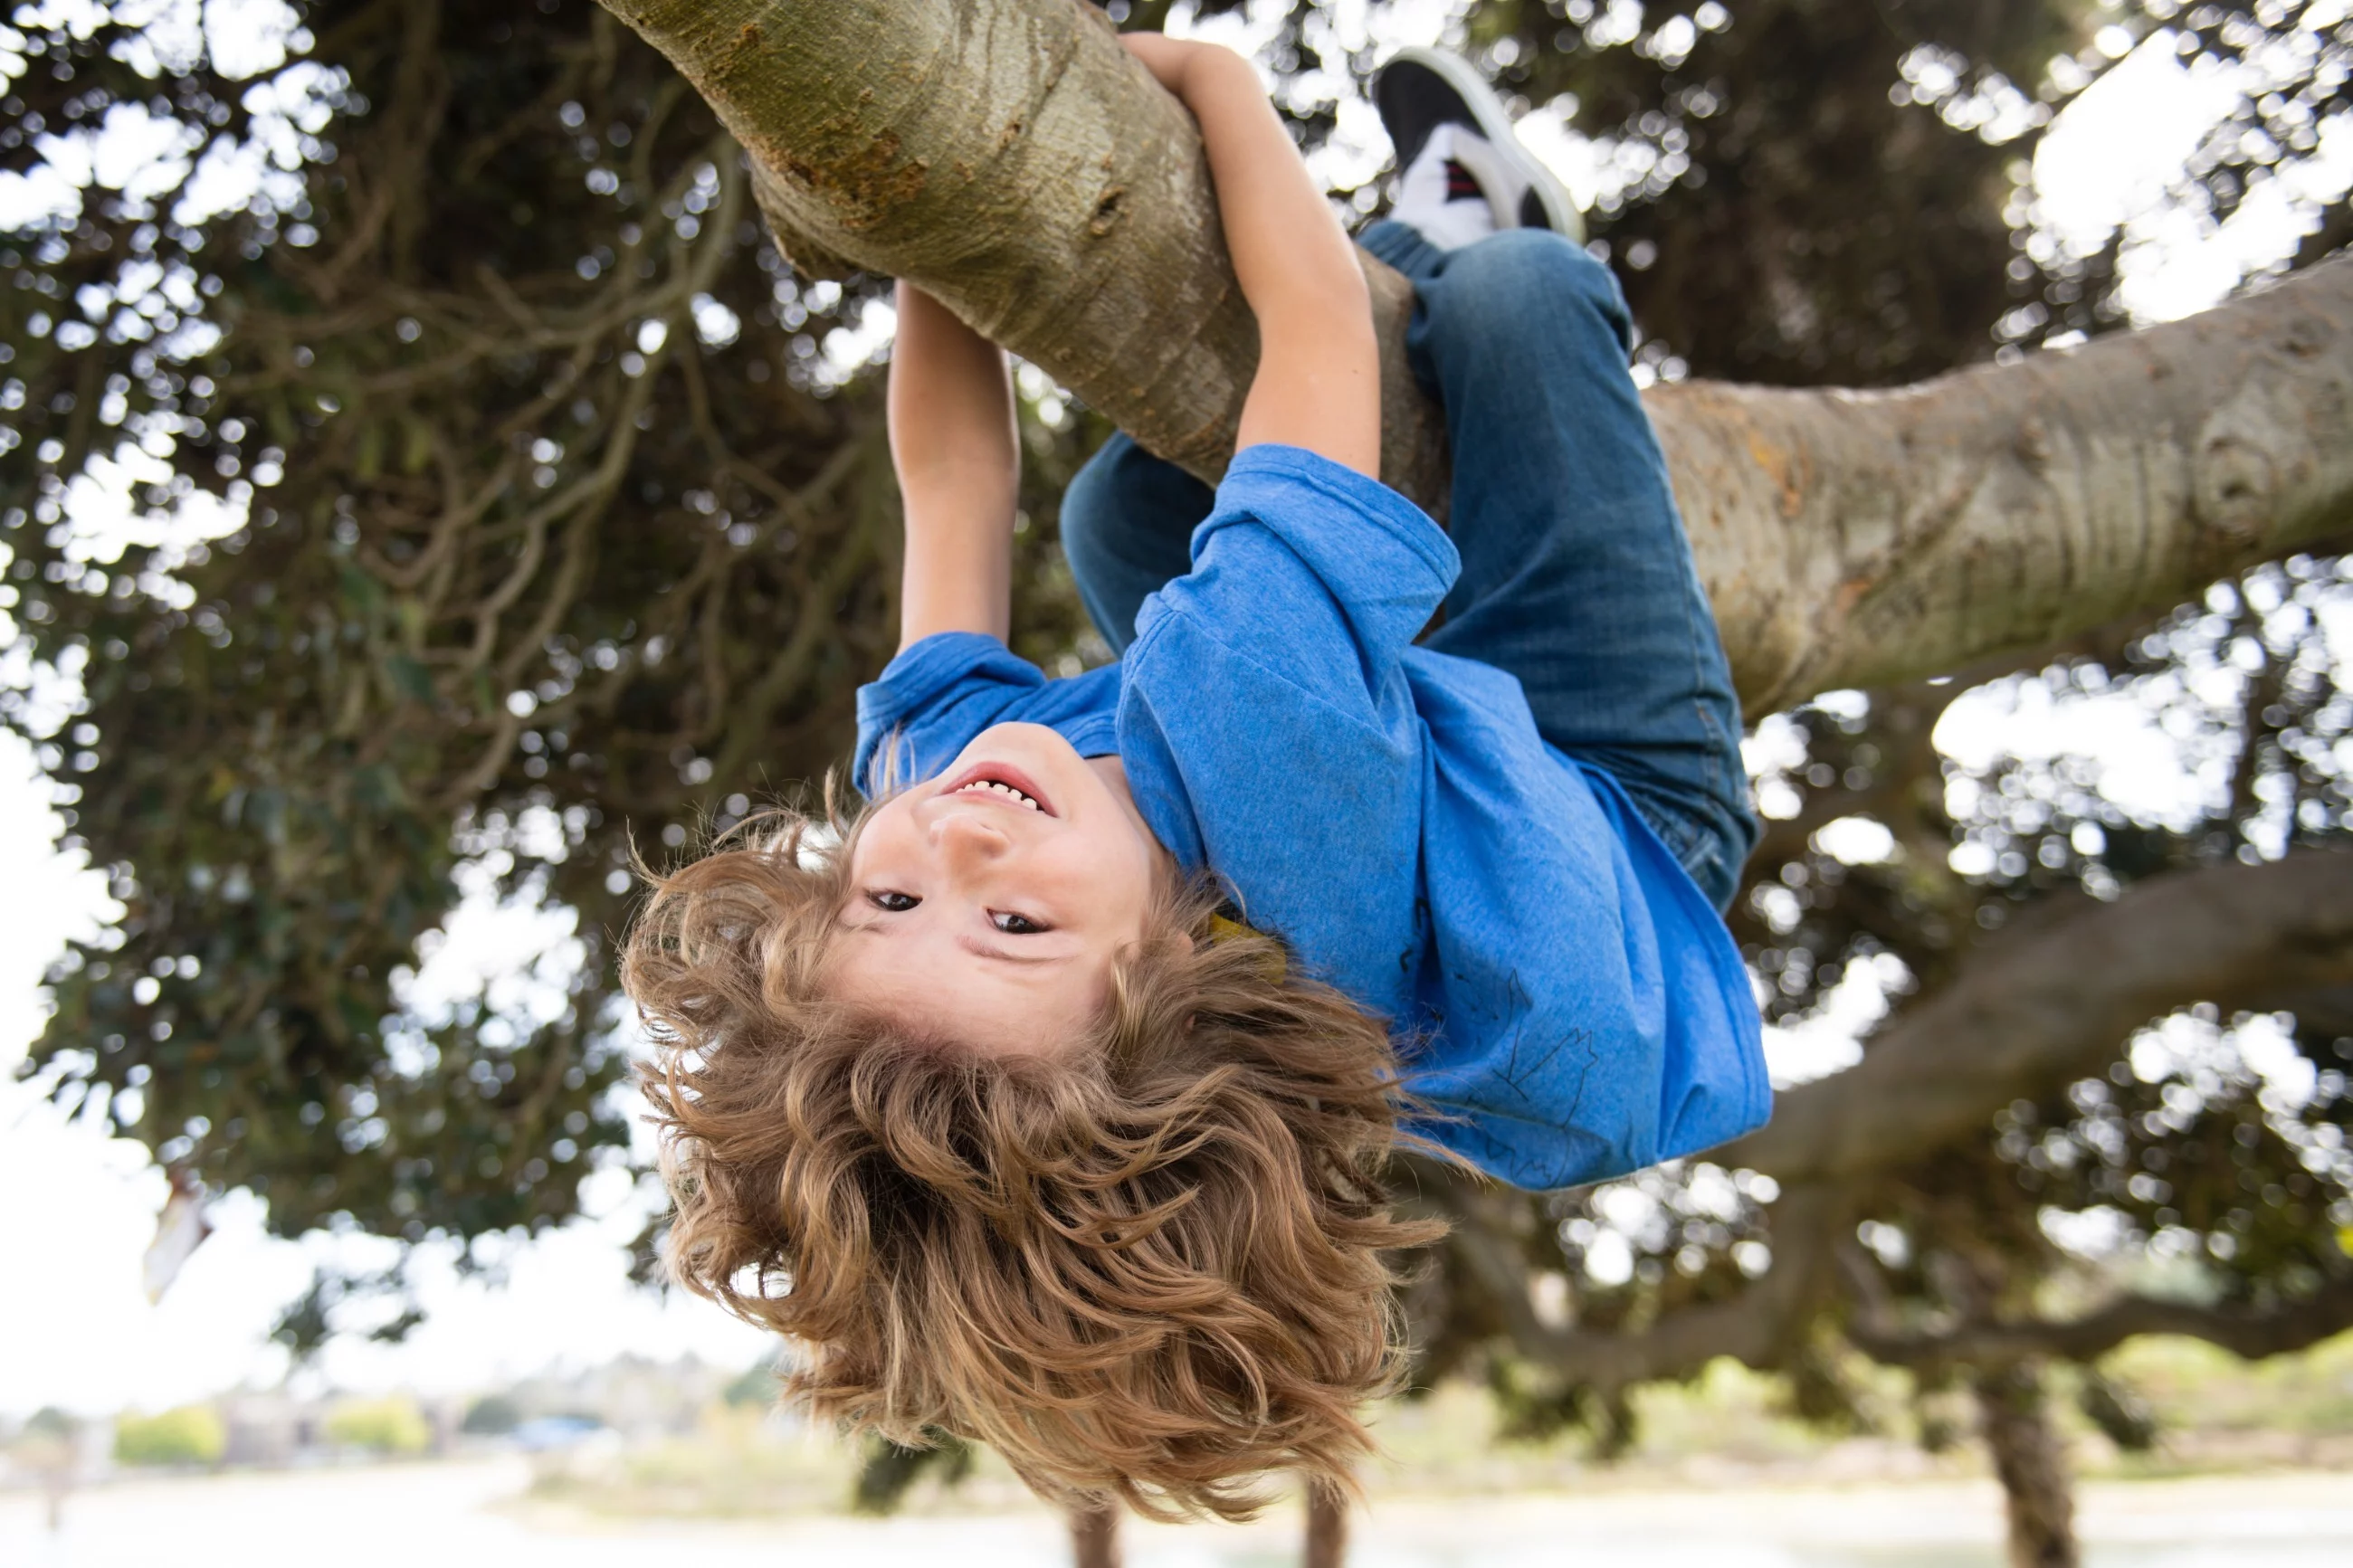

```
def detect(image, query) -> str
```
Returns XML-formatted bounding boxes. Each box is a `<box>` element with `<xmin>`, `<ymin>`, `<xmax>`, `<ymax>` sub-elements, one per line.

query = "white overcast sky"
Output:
<box><xmin>5</xmin><ymin>5</ymin><xmax>2348</xmax><ymax>1419</ymax></box>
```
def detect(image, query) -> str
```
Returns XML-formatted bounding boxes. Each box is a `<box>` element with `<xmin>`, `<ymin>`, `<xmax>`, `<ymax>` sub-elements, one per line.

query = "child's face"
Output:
<box><xmin>831</xmin><ymin>723</ymin><xmax>1167</xmax><ymax>1055</ymax></box>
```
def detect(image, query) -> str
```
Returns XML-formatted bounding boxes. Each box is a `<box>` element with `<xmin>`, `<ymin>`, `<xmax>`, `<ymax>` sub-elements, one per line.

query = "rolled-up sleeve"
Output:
<box><xmin>1136</xmin><ymin>445</ymin><xmax>1458</xmax><ymax>721</ymax></box>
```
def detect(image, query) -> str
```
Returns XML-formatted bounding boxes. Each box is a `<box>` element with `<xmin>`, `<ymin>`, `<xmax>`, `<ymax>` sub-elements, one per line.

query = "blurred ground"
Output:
<box><xmin>504</xmin><ymin>1334</ymin><xmax>2353</xmax><ymax>1521</ymax></box>
<box><xmin>5</xmin><ymin>1334</ymin><xmax>2346</xmax><ymax>1564</ymax></box>
<box><xmin>3</xmin><ymin>1457</ymin><xmax>2350</xmax><ymax>1568</ymax></box>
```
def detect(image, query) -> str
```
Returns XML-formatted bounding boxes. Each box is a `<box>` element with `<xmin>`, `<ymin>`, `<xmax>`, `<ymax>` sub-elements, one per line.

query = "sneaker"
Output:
<box><xmin>1390</xmin><ymin>123</ymin><xmax>1512</xmax><ymax>250</ymax></box>
<box><xmin>1373</xmin><ymin>45</ymin><xmax>1583</xmax><ymax>242</ymax></box>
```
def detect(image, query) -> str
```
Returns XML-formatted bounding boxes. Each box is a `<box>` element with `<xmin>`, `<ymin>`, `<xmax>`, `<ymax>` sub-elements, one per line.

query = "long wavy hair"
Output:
<box><xmin>620</xmin><ymin>784</ymin><xmax>1445</xmax><ymax>1520</ymax></box>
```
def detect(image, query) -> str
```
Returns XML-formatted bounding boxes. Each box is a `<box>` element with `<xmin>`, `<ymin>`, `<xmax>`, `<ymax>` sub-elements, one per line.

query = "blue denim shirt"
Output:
<box><xmin>856</xmin><ymin>444</ymin><xmax>1768</xmax><ymax>1191</ymax></box>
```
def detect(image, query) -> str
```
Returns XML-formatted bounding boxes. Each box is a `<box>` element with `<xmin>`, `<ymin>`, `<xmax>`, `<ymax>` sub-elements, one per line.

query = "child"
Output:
<box><xmin>624</xmin><ymin>37</ymin><xmax>1766</xmax><ymax>1522</ymax></box>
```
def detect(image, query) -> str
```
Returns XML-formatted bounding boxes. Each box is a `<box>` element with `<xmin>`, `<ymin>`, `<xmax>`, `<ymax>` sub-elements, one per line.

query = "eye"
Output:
<box><xmin>868</xmin><ymin>890</ymin><xmax>919</xmax><ymax>913</ymax></box>
<box><xmin>990</xmin><ymin>909</ymin><xmax>1051</xmax><ymax>936</ymax></box>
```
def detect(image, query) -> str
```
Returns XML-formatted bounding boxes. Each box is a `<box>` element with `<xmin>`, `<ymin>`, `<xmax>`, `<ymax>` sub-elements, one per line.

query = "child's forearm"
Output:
<box><xmin>888</xmin><ymin>282</ymin><xmax>1018</xmax><ymax>648</ymax></box>
<box><xmin>1123</xmin><ymin>34</ymin><xmax>1378</xmax><ymax>475</ymax></box>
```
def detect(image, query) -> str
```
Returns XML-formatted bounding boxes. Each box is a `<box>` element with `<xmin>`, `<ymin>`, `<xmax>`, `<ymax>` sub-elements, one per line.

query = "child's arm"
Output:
<box><xmin>1122</xmin><ymin>33</ymin><xmax>1379</xmax><ymax>478</ymax></box>
<box><xmin>888</xmin><ymin>280</ymin><xmax>1019</xmax><ymax>651</ymax></box>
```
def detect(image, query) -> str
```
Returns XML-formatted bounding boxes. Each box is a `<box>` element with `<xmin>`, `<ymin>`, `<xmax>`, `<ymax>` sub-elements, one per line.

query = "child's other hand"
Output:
<box><xmin>1117</xmin><ymin>30</ymin><xmax>1193</xmax><ymax>93</ymax></box>
<box><xmin>1119</xmin><ymin>32</ymin><xmax>1247</xmax><ymax>101</ymax></box>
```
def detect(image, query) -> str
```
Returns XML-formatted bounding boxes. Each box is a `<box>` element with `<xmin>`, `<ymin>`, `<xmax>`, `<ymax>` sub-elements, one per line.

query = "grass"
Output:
<box><xmin>520</xmin><ymin>1330</ymin><xmax>2353</xmax><ymax>1522</ymax></box>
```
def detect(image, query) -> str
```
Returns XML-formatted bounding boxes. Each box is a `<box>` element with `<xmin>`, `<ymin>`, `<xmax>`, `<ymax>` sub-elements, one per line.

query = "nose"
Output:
<box><xmin>926</xmin><ymin>803</ymin><xmax>1013</xmax><ymax>871</ymax></box>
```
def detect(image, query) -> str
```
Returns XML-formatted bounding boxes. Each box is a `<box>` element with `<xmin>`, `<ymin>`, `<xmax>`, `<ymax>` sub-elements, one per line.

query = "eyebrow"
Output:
<box><xmin>957</xmin><ymin>936</ymin><xmax>1071</xmax><ymax>966</ymax></box>
<box><xmin>839</xmin><ymin>920</ymin><xmax>1071</xmax><ymax>968</ymax></box>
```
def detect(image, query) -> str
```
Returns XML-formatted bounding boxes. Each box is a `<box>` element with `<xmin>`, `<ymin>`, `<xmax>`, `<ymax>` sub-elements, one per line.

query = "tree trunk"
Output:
<box><xmin>597</xmin><ymin>0</ymin><xmax>2353</xmax><ymax>712</ymax></box>
<box><xmin>1070</xmin><ymin>1501</ymin><xmax>1121</xmax><ymax>1568</ymax></box>
<box><xmin>1973</xmin><ymin>1364</ymin><xmax>2080</xmax><ymax>1568</ymax></box>
<box><xmin>1303</xmin><ymin>1482</ymin><xmax>1349</xmax><ymax>1568</ymax></box>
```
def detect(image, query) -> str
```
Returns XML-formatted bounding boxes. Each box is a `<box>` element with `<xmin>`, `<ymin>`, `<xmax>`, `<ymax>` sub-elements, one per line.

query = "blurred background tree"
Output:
<box><xmin>457</xmin><ymin>1391</ymin><xmax>522</xmax><ymax>1436</ymax></box>
<box><xmin>322</xmin><ymin>1392</ymin><xmax>431</xmax><ymax>1454</ymax></box>
<box><xmin>5</xmin><ymin>4</ymin><xmax>2351</xmax><ymax>1566</ymax></box>
<box><xmin>112</xmin><ymin>1402</ymin><xmax>228</xmax><ymax>1466</ymax></box>
<box><xmin>8</xmin><ymin>1405</ymin><xmax>81</xmax><ymax>1529</ymax></box>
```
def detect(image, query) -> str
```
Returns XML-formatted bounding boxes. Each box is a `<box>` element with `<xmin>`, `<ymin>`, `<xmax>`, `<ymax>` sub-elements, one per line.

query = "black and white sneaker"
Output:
<box><xmin>1390</xmin><ymin>123</ymin><xmax>1511</xmax><ymax>250</ymax></box>
<box><xmin>1373</xmin><ymin>44</ymin><xmax>1582</xmax><ymax>242</ymax></box>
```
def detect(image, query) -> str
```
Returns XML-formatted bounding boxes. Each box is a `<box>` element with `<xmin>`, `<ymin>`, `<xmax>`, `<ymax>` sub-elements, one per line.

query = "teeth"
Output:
<box><xmin>957</xmin><ymin>778</ymin><xmax>1041</xmax><ymax>811</ymax></box>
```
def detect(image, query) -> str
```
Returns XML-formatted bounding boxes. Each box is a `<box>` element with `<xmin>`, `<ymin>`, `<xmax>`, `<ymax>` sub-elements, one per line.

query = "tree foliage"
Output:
<box><xmin>5</xmin><ymin>0</ymin><xmax>1095</xmax><ymax>1316</ymax></box>
<box><xmin>5</xmin><ymin>6</ymin><xmax>2353</xmax><ymax>1549</ymax></box>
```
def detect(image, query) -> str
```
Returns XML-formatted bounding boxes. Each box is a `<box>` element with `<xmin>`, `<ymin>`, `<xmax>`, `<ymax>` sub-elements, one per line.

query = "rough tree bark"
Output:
<box><xmin>593</xmin><ymin>0</ymin><xmax>2353</xmax><ymax>713</ymax></box>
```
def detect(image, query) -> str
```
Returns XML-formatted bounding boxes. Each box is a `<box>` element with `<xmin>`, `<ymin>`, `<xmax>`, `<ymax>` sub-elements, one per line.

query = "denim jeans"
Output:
<box><xmin>1060</xmin><ymin>221</ymin><xmax>1757</xmax><ymax>910</ymax></box>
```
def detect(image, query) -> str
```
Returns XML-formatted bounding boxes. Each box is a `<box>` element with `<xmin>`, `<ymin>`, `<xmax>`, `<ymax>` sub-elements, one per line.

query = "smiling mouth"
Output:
<box><xmin>939</xmin><ymin>762</ymin><xmax>1055</xmax><ymax>816</ymax></box>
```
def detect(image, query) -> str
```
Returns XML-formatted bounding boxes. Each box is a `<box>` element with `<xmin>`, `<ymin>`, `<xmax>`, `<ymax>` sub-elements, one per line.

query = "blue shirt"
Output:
<box><xmin>855</xmin><ymin>444</ymin><xmax>1768</xmax><ymax>1191</ymax></box>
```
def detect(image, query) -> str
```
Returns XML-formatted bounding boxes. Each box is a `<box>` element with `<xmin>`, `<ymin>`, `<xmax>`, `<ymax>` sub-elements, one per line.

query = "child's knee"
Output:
<box><xmin>1436</xmin><ymin>229</ymin><xmax>1632</xmax><ymax>357</ymax></box>
<box><xmin>1060</xmin><ymin>432</ymin><xmax>1211</xmax><ymax>654</ymax></box>
<box><xmin>1058</xmin><ymin>435</ymin><xmax>1129</xmax><ymax>584</ymax></box>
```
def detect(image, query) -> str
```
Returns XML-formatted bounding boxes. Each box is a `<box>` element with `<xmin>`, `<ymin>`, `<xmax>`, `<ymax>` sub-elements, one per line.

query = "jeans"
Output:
<box><xmin>1060</xmin><ymin>221</ymin><xmax>1757</xmax><ymax>910</ymax></box>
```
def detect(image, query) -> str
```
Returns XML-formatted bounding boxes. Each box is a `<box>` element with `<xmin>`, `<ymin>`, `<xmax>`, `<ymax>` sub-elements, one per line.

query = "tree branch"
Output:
<box><xmin>596</xmin><ymin>0</ymin><xmax>2353</xmax><ymax>710</ymax></box>
<box><xmin>1846</xmin><ymin>1273</ymin><xmax>2353</xmax><ymax>1373</ymax></box>
<box><xmin>1726</xmin><ymin>849</ymin><xmax>2353</xmax><ymax>1184</ymax></box>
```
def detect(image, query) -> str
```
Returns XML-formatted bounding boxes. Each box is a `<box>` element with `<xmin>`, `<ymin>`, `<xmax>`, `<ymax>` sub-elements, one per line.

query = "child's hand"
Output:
<box><xmin>1118</xmin><ymin>30</ymin><xmax>1379</xmax><ymax>477</ymax></box>
<box><xmin>1119</xmin><ymin>30</ymin><xmax>1216</xmax><ymax>96</ymax></box>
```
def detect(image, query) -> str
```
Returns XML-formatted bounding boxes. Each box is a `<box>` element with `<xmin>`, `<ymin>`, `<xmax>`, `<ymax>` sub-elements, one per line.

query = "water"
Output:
<box><xmin>2</xmin><ymin>1458</ymin><xmax>2348</xmax><ymax>1567</ymax></box>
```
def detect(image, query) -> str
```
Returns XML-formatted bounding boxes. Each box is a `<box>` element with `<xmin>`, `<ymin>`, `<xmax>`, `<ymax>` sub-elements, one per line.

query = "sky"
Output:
<box><xmin>3</xmin><ymin>5</ymin><xmax>2348</xmax><ymax>1421</ymax></box>
<box><xmin>0</xmin><ymin>725</ymin><xmax>774</xmax><ymax>1417</ymax></box>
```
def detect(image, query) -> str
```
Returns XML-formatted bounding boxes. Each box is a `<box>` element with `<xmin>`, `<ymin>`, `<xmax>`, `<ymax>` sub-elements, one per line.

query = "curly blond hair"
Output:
<box><xmin>619</xmin><ymin>787</ymin><xmax>1444</xmax><ymax>1519</ymax></box>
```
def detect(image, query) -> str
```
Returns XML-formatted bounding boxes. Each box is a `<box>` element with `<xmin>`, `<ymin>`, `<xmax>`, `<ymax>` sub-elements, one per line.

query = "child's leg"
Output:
<box><xmin>1362</xmin><ymin>219</ymin><xmax>1756</xmax><ymax>910</ymax></box>
<box><xmin>1060</xmin><ymin>429</ymin><xmax>1214</xmax><ymax>657</ymax></box>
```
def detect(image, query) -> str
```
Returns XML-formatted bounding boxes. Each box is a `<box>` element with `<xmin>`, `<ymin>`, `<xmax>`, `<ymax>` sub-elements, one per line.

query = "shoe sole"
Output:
<box><xmin>1381</xmin><ymin>45</ymin><xmax>1584</xmax><ymax>242</ymax></box>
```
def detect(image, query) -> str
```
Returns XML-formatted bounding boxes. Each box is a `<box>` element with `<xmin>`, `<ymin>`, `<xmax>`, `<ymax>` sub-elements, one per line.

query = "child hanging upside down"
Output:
<box><xmin>623</xmin><ymin>36</ymin><xmax>1767</xmax><ymax>1522</ymax></box>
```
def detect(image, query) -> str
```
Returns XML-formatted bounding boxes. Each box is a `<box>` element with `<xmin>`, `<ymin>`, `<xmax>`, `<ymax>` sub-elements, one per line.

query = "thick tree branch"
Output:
<box><xmin>1669</xmin><ymin>281</ymin><xmax>2353</xmax><ymax>709</ymax></box>
<box><xmin>1846</xmin><ymin>1272</ymin><xmax>2353</xmax><ymax>1373</ymax></box>
<box><xmin>1726</xmin><ymin>849</ymin><xmax>2353</xmax><ymax>1184</ymax></box>
<box><xmin>597</xmin><ymin>0</ymin><xmax>2353</xmax><ymax>711</ymax></box>
<box><xmin>595</xmin><ymin>0</ymin><xmax>1445</xmax><ymax>505</ymax></box>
